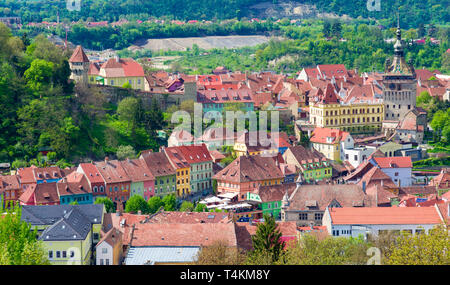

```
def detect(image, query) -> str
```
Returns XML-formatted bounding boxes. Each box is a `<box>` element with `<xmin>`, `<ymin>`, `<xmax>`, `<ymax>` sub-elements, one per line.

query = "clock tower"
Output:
<box><xmin>382</xmin><ymin>20</ymin><xmax>416</xmax><ymax>121</ymax></box>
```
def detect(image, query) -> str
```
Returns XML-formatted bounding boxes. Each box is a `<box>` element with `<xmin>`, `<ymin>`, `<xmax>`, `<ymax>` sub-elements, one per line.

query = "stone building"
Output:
<box><xmin>382</xmin><ymin>22</ymin><xmax>417</xmax><ymax>122</ymax></box>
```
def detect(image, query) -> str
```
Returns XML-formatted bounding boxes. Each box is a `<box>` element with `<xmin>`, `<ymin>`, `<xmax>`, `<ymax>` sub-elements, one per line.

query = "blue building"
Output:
<box><xmin>56</xmin><ymin>172</ymin><xmax>93</xmax><ymax>205</ymax></box>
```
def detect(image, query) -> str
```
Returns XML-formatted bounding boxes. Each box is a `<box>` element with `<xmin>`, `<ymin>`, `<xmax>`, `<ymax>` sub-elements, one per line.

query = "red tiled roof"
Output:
<box><xmin>0</xmin><ymin>175</ymin><xmax>20</xmax><ymax>192</ymax></box>
<box><xmin>257</xmin><ymin>183</ymin><xmax>297</xmax><ymax>203</ymax></box>
<box><xmin>140</xmin><ymin>152</ymin><xmax>176</xmax><ymax>177</ymax></box>
<box><xmin>213</xmin><ymin>155</ymin><xmax>284</xmax><ymax>183</ymax></box>
<box><xmin>329</xmin><ymin>207</ymin><xmax>443</xmax><ymax>225</ymax></box>
<box><xmin>88</xmin><ymin>62</ymin><xmax>100</xmax><ymax>76</ymax></box>
<box><xmin>101</xmin><ymin>58</ymin><xmax>144</xmax><ymax>77</ymax></box>
<box><xmin>310</xmin><ymin>127</ymin><xmax>350</xmax><ymax>145</ymax></box>
<box><xmin>69</xmin><ymin>45</ymin><xmax>89</xmax><ymax>63</ymax></box>
<box><xmin>56</xmin><ymin>172</ymin><xmax>91</xmax><ymax>196</ymax></box>
<box><xmin>130</xmin><ymin>223</ymin><xmax>237</xmax><ymax>247</ymax></box>
<box><xmin>319</xmin><ymin>83</ymin><xmax>339</xmax><ymax>104</ymax></box>
<box><xmin>19</xmin><ymin>184</ymin><xmax>36</xmax><ymax>205</ymax></box>
<box><xmin>96</xmin><ymin>227</ymin><xmax>122</xmax><ymax>248</ymax></box>
<box><xmin>357</xmin><ymin>166</ymin><xmax>397</xmax><ymax>189</ymax></box>
<box><xmin>344</xmin><ymin>84</ymin><xmax>376</xmax><ymax>104</ymax></box>
<box><xmin>17</xmin><ymin>166</ymin><xmax>37</xmax><ymax>184</ymax></box>
<box><xmin>32</xmin><ymin>167</ymin><xmax>64</xmax><ymax>181</ymax></box>
<box><xmin>287</xmin><ymin>184</ymin><xmax>371</xmax><ymax>211</ymax></box>
<box><xmin>32</xmin><ymin>183</ymin><xmax>60</xmax><ymax>205</ymax></box>
<box><xmin>120</xmin><ymin>159</ymin><xmax>155</xmax><ymax>182</ymax></box>
<box><xmin>317</xmin><ymin>64</ymin><xmax>348</xmax><ymax>78</ymax></box>
<box><xmin>78</xmin><ymin>163</ymin><xmax>105</xmax><ymax>184</ymax></box>
<box><xmin>95</xmin><ymin>160</ymin><xmax>131</xmax><ymax>184</ymax></box>
<box><xmin>146</xmin><ymin>211</ymin><xmax>230</xmax><ymax>224</ymax></box>
<box><xmin>197</xmin><ymin>87</ymin><xmax>253</xmax><ymax>104</ymax></box>
<box><xmin>373</xmin><ymin>156</ymin><xmax>412</xmax><ymax>168</ymax></box>
<box><xmin>107</xmin><ymin>213</ymin><xmax>149</xmax><ymax>246</ymax></box>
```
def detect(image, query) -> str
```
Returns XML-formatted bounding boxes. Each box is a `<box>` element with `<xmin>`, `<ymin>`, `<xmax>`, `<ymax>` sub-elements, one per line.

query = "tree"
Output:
<box><xmin>69</xmin><ymin>200</ymin><xmax>79</xmax><ymax>205</ymax></box>
<box><xmin>416</xmin><ymin>91</ymin><xmax>432</xmax><ymax>106</ymax></box>
<box><xmin>179</xmin><ymin>201</ymin><xmax>194</xmax><ymax>212</ymax></box>
<box><xmin>125</xmin><ymin>195</ymin><xmax>150</xmax><ymax>214</ymax></box>
<box><xmin>117</xmin><ymin>97</ymin><xmax>141</xmax><ymax>129</ymax></box>
<box><xmin>194</xmin><ymin>203</ymin><xmax>207</xmax><ymax>212</ymax></box>
<box><xmin>116</xmin><ymin>145</ymin><xmax>136</xmax><ymax>160</ymax></box>
<box><xmin>94</xmin><ymin>197</ymin><xmax>116</xmax><ymax>213</ymax></box>
<box><xmin>162</xmin><ymin>194</ymin><xmax>177</xmax><ymax>211</ymax></box>
<box><xmin>278</xmin><ymin>234</ymin><xmax>369</xmax><ymax>265</ymax></box>
<box><xmin>386</xmin><ymin>225</ymin><xmax>449</xmax><ymax>265</ymax></box>
<box><xmin>148</xmin><ymin>195</ymin><xmax>164</xmax><ymax>214</ymax></box>
<box><xmin>24</xmin><ymin>59</ymin><xmax>54</xmax><ymax>95</ymax></box>
<box><xmin>122</xmin><ymin>82</ymin><xmax>132</xmax><ymax>89</ymax></box>
<box><xmin>323</xmin><ymin>21</ymin><xmax>331</xmax><ymax>38</ymax></box>
<box><xmin>195</xmin><ymin>240</ymin><xmax>247</xmax><ymax>265</ymax></box>
<box><xmin>249</xmin><ymin>214</ymin><xmax>285</xmax><ymax>263</ymax></box>
<box><xmin>0</xmin><ymin>203</ymin><xmax>50</xmax><ymax>265</ymax></box>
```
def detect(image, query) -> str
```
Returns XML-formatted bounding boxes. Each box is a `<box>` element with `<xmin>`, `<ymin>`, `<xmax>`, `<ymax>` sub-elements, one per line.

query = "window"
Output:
<box><xmin>93</xmin><ymin>233</ymin><xmax>99</xmax><ymax>240</ymax></box>
<box><xmin>56</xmin><ymin>251</ymin><xmax>61</xmax><ymax>258</ymax></box>
<box><xmin>106</xmin><ymin>259</ymin><xmax>110</xmax><ymax>265</ymax></box>
<box><xmin>394</xmin><ymin>172</ymin><xmax>399</xmax><ymax>176</ymax></box>
<box><xmin>102</xmin><ymin>248</ymin><xmax>107</xmax><ymax>254</ymax></box>
<box><xmin>48</xmin><ymin>251</ymin><xmax>53</xmax><ymax>259</ymax></box>
<box><xmin>314</xmin><ymin>213</ymin><xmax>323</xmax><ymax>220</ymax></box>
<box><xmin>70</xmin><ymin>251</ymin><xmax>75</xmax><ymax>258</ymax></box>
<box><xmin>110</xmin><ymin>80</ymin><xmax>114</xmax><ymax>85</ymax></box>
<box><xmin>100</xmin><ymin>259</ymin><xmax>104</xmax><ymax>265</ymax></box>
<box><xmin>299</xmin><ymin>213</ymin><xmax>308</xmax><ymax>220</ymax></box>
<box><xmin>62</xmin><ymin>251</ymin><xmax>67</xmax><ymax>258</ymax></box>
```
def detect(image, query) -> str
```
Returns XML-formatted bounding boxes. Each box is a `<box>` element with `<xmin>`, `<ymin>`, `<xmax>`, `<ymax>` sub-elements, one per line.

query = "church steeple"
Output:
<box><xmin>393</xmin><ymin>13</ymin><xmax>404</xmax><ymax>57</ymax></box>
<box><xmin>384</xmin><ymin>13</ymin><xmax>415</xmax><ymax>77</ymax></box>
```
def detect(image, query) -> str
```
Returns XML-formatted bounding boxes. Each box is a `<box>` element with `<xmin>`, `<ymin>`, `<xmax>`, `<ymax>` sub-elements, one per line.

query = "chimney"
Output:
<box><xmin>105</xmin><ymin>157</ymin><xmax>109</xmax><ymax>163</ymax></box>
<box><xmin>115</xmin><ymin>210</ymin><xmax>121</xmax><ymax>217</ymax></box>
<box><xmin>137</xmin><ymin>210</ymin><xmax>142</xmax><ymax>215</ymax></box>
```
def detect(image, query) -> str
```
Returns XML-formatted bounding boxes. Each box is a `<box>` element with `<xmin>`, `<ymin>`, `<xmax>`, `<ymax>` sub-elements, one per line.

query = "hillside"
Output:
<box><xmin>0</xmin><ymin>0</ymin><xmax>448</xmax><ymax>28</ymax></box>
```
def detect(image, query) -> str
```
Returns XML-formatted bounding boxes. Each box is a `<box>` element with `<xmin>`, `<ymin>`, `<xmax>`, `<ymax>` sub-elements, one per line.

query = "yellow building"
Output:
<box><xmin>164</xmin><ymin>147</ymin><xmax>192</xmax><ymax>197</ymax></box>
<box><xmin>309</xmin><ymin>84</ymin><xmax>384</xmax><ymax>134</ymax></box>
<box><xmin>233</xmin><ymin>131</ymin><xmax>278</xmax><ymax>157</ymax></box>
<box><xmin>88</xmin><ymin>56</ymin><xmax>146</xmax><ymax>90</ymax></box>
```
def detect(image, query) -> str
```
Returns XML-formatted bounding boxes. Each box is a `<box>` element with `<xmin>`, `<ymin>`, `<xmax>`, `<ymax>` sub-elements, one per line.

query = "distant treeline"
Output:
<box><xmin>0</xmin><ymin>0</ymin><xmax>448</xmax><ymax>29</ymax></box>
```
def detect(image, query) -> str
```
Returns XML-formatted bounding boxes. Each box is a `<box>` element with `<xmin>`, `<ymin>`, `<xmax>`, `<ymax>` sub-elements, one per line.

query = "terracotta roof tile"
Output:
<box><xmin>130</xmin><ymin>223</ymin><xmax>237</xmax><ymax>247</ymax></box>
<box><xmin>329</xmin><ymin>206</ymin><xmax>442</xmax><ymax>225</ymax></box>
<box><xmin>372</xmin><ymin>156</ymin><xmax>412</xmax><ymax>168</ymax></box>
<box><xmin>213</xmin><ymin>155</ymin><xmax>284</xmax><ymax>183</ymax></box>
<box><xmin>69</xmin><ymin>45</ymin><xmax>89</xmax><ymax>63</ymax></box>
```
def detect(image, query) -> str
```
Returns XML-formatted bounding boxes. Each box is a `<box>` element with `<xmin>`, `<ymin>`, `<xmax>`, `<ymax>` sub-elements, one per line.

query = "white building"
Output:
<box><xmin>322</xmin><ymin>206</ymin><xmax>445</xmax><ymax>239</ymax></box>
<box><xmin>95</xmin><ymin>228</ymin><xmax>123</xmax><ymax>265</ymax></box>
<box><xmin>370</xmin><ymin>156</ymin><xmax>413</xmax><ymax>187</ymax></box>
<box><xmin>342</xmin><ymin>146</ymin><xmax>376</xmax><ymax>168</ymax></box>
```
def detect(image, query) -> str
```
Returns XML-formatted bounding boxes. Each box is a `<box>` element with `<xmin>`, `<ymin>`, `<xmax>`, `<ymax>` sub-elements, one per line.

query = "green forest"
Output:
<box><xmin>0</xmin><ymin>0</ymin><xmax>448</xmax><ymax>28</ymax></box>
<box><xmin>157</xmin><ymin>20</ymin><xmax>449</xmax><ymax>75</ymax></box>
<box><xmin>0</xmin><ymin>23</ymin><xmax>165</xmax><ymax>167</ymax></box>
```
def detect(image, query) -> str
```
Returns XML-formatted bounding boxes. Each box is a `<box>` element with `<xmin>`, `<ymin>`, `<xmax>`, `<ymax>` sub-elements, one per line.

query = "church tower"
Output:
<box><xmin>382</xmin><ymin>19</ymin><xmax>417</xmax><ymax>122</ymax></box>
<box><xmin>69</xmin><ymin>45</ymin><xmax>90</xmax><ymax>84</ymax></box>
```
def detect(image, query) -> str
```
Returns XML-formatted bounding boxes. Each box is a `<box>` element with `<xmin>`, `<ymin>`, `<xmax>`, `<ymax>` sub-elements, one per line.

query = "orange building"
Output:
<box><xmin>213</xmin><ymin>155</ymin><xmax>285</xmax><ymax>201</ymax></box>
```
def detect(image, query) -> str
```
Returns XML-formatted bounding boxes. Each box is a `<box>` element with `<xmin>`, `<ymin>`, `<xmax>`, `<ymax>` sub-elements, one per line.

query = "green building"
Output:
<box><xmin>247</xmin><ymin>184</ymin><xmax>297</xmax><ymax>220</ymax></box>
<box><xmin>282</xmin><ymin>145</ymin><xmax>333</xmax><ymax>182</ymax></box>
